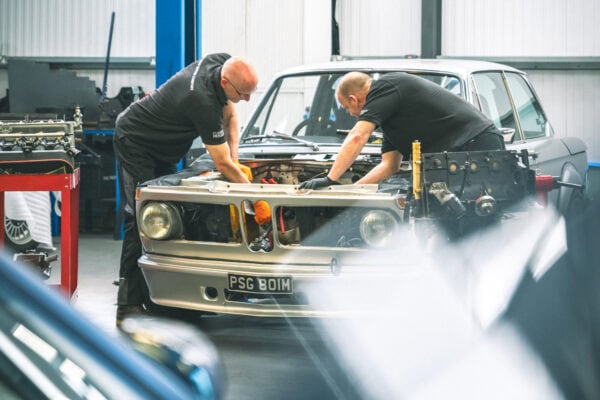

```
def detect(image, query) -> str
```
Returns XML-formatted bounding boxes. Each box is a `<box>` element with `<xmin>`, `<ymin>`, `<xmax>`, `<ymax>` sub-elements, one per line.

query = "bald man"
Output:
<box><xmin>113</xmin><ymin>53</ymin><xmax>258</xmax><ymax>326</ymax></box>
<box><xmin>299</xmin><ymin>71</ymin><xmax>504</xmax><ymax>189</ymax></box>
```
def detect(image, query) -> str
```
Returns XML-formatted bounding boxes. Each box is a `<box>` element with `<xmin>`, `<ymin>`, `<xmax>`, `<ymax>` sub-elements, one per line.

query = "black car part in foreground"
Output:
<box><xmin>0</xmin><ymin>254</ymin><xmax>223</xmax><ymax>400</ymax></box>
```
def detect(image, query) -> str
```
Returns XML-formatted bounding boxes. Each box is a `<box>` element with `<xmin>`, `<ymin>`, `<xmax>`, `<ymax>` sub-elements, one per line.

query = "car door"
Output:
<box><xmin>471</xmin><ymin>71</ymin><xmax>567</xmax><ymax>177</ymax></box>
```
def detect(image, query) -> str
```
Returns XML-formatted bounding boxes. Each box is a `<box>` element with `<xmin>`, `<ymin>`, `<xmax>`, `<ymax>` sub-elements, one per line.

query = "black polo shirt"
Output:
<box><xmin>358</xmin><ymin>72</ymin><xmax>494</xmax><ymax>157</ymax></box>
<box><xmin>114</xmin><ymin>53</ymin><xmax>230</xmax><ymax>170</ymax></box>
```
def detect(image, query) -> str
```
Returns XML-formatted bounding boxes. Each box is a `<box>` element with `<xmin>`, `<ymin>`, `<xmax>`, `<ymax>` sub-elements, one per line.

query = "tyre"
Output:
<box><xmin>564</xmin><ymin>188</ymin><xmax>587</xmax><ymax>222</ymax></box>
<box><xmin>4</xmin><ymin>217</ymin><xmax>38</xmax><ymax>252</ymax></box>
<box><xmin>557</xmin><ymin>162</ymin><xmax>586</xmax><ymax>221</ymax></box>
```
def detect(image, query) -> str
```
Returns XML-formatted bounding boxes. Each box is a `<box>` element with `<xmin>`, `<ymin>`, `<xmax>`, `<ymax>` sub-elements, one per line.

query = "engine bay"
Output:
<box><xmin>140</xmin><ymin>149</ymin><xmax>537</xmax><ymax>251</ymax></box>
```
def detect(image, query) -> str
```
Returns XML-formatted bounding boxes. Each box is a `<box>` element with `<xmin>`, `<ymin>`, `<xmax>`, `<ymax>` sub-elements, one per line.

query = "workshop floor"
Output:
<box><xmin>49</xmin><ymin>233</ymin><xmax>352</xmax><ymax>400</ymax></box>
<box><xmin>50</xmin><ymin>233</ymin><xmax>120</xmax><ymax>336</ymax></box>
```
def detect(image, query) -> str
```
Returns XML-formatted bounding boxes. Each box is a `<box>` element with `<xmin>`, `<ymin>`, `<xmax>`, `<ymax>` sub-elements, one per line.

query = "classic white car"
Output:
<box><xmin>135</xmin><ymin>59</ymin><xmax>587</xmax><ymax>317</ymax></box>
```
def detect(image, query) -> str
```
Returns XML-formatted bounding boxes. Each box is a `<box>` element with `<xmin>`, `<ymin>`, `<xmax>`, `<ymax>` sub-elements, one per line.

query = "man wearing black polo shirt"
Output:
<box><xmin>299</xmin><ymin>71</ymin><xmax>504</xmax><ymax>189</ymax></box>
<box><xmin>113</xmin><ymin>53</ymin><xmax>258</xmax><ymax>326</ymax></box>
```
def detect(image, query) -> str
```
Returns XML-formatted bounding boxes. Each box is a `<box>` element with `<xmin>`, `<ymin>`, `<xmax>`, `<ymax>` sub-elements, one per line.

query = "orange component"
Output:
<box><xmin>253</xmin><ymin>200</ymin><xmax>271</xmax><ymax>225</ymax></box>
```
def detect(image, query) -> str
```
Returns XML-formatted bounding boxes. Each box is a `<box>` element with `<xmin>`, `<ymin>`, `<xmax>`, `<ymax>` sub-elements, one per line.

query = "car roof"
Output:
<box><xmin>278</xmin><ymin>58</ymin><xmax>523</xmax><ymax>79</ymax></box>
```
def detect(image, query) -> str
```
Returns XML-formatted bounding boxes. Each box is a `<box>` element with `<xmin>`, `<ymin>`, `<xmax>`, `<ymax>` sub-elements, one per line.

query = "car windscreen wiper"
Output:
<box><xmin>241</xmin><ymin>130</ymin><xmax>320</xmax><ymax>151</ymax></box>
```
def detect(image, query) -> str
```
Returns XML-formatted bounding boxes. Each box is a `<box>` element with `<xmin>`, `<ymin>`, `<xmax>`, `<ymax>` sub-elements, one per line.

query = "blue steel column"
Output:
<box><xmin>155</xmin><ymin>0</ymin><xmax>197</xmax><ymax>87</ymax></box>
<box><xmin>196</xmin><ymin>0</ymin><xmax>202</xmax><ymax>58</ymax></box>
<box><xmin>155</xmin><ymin>0</ymin><xmax>198</xmax><ymax>171</ymax></box>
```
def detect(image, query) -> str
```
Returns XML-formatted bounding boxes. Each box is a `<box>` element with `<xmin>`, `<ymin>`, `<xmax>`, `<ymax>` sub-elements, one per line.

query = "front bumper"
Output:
<box><xmin>138</xmin><ymin>252</ymin><xmax>402</xmax><ymax>317</ymax></box>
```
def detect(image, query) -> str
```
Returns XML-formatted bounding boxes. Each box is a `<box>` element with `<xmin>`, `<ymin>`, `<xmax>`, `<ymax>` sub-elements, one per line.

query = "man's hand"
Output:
<box><xmin>235</xmin><ymin>161</ymin><xmax>253</xmax><ymax>181</ymax></box>
<box><xmin>298</xmin><ymin>176</ymin><xmax>338</xmax><ymax>190</ymax></box>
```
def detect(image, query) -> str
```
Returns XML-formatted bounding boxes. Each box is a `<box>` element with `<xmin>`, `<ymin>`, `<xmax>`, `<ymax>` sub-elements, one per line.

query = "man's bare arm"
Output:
<box><xmin>356</xmin><ymin>150</ymin><xmax>403</xmax><ymax>184</ymax></box>
<box><xmin>205</xmin><ymin>142</ymin><xmax>249</xmax><ymax>183</ymax></box>
<box><xmin>327</xmin><ymin>120</ymin><xmax>376</xmax><ymax>181</ymax></box>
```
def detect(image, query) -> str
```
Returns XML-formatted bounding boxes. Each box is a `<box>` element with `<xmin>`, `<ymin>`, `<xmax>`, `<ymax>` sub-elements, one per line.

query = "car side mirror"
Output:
<box><xmin>499</xmin><ymin>127</ymin><xmax>516</xmax><ymax>144</ymax></box>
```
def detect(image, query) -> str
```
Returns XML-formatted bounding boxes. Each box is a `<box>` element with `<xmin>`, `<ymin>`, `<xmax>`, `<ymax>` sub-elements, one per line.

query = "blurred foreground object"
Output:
<box><xmin>0</xmin><ymin>253</ymin><xmax>223</xmax><ymax>399</ymax></box>
<box><xmin>305</xmin><ymin>200</ymin><xmax>600</xmax><ymax>399</ymax></box>
<box><xmin>502</xmin><ymin>198</ymin><xmax>600</xmax><ymax>400</ymax></box>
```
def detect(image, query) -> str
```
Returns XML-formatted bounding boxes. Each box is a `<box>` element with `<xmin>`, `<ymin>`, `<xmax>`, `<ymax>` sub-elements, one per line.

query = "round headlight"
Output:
<box><xmin>359</xmin><ymin>210</ymin><xmax>396</xmax><ymax>247</ymax></box>
<box><xmin>139</xmin><ymin>202</ymin><xmax>183</xmax><ymax>240</ymax></box>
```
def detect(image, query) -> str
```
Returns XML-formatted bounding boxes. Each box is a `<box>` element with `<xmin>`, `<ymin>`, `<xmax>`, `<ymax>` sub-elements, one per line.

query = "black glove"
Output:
<box><xmin>298</xmin><ymin>176</ymin><xmax>338</xmax><ymax>190</ymax></box>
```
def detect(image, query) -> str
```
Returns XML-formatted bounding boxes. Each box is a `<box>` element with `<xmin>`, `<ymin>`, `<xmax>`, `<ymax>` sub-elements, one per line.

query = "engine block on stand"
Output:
<box><xmin>0</xmin><ymin>116</ymin><xmax>81</xmax><ymax>174</ymax></box>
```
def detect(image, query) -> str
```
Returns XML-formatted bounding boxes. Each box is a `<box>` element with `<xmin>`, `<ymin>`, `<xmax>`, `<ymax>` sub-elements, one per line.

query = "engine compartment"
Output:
<box><xmin>140</xmin><ymin>150</ymin><xmax>537</xmax><ymax>251</ymax></box>
<box><xmin>243</xmin><ymin>159</ymin><xmax>377</xmax><ymax>185</ymax></box>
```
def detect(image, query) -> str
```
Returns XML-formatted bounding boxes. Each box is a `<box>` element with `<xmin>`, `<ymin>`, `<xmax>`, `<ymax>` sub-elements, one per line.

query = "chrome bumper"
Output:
<box><xmin>138</xmin><ymin>253</ymin><xmax>353</xmax><ymax>317</ymax></box>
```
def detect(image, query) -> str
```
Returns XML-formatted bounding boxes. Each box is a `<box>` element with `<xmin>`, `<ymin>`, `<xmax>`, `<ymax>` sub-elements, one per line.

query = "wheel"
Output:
<box><xmin>563</xmin><ymin>188</ymin><xmax>587</xmax><ymax>222</ymax></box>
<box><xmin>4</xmin><ymin>217</ymin><xmax>38</xmax><ymax>252</ymax></box>
<box><xmin>557</xmin><ymin>162</ymin><xmax>586</xmax><ymax>221</ymax></box>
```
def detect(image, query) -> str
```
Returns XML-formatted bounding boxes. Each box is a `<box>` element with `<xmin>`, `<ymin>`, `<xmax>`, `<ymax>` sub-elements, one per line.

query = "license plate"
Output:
<box><xmin>228</xmin><ymin>274</ymin><xmax>293</xmax><ymax>294</ymax></box>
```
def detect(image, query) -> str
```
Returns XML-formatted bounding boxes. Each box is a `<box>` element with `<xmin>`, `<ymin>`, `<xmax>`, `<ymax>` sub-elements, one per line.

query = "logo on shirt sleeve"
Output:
<box><xmin>213</xmin><ymin>130</ymin><xmax>225</xmax><ymax>139</ymax></box>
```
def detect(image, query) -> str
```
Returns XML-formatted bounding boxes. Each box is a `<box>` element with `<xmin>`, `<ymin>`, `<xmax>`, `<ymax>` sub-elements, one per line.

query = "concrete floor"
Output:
<box><xmin>41</xmin><ymin>233</ymin><xmax>119</xmax><ymax>336</ymax></box>
<box><xmin>51</xmin><ymin>233</ymin><xmax>357</xmax><ymax>400</ymax></box>
<box><xmin>68</xmin><ymin>233</ymin><xmax>120</xmax><ymax>336</ymax></box>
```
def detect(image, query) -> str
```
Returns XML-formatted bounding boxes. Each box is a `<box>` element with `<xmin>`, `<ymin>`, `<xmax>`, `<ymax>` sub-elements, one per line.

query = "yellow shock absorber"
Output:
<box><xmin>412</xmin><ymin>140</ymin><xmax>422</xmax><ymax>200</ymax></box>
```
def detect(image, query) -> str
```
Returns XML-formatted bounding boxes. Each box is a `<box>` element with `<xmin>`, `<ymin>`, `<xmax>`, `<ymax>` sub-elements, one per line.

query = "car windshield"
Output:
<box><xmin>241</xmin><ymin>71</ymin><xmax>463</xmax><ymax>146</ymax></box>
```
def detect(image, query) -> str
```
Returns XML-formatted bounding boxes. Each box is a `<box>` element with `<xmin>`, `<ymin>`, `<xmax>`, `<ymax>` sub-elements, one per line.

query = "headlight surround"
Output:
<box><xmin>139</xmin><ymin>202</ymin><xmax>183</xmax><ymax>240</ymax></box>
<box><xmin>359</xmin><ymin>210</ymin><xmax>396</xmax><ymax>247</ymax></box>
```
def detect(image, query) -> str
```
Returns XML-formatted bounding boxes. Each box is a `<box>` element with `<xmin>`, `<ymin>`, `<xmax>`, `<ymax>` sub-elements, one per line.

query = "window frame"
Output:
<box><xmin>470</xmin><ymin>70</ymin><xmax>552</xmax><ymax>144</ymax></box>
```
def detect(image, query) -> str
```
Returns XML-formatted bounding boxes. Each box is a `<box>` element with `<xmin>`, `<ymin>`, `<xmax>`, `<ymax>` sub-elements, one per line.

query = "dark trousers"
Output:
<box><xmin>115</xmin><ymin>145</ymin><xmax>176</xmax><ymax>306</ymax></box>
<box><xmin>458</xmin><ymin>125</ymin><xmax>506</xmax><ymax>151</ymax></box>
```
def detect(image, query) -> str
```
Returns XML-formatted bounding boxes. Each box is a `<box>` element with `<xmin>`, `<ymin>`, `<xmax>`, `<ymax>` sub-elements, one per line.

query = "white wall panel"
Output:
<box><xmin>245</xmin><ymin>1</ymin><xmax>305</xmax><ymax>82</ymax></box>
<box><xmin>201</xmin><ymin>0</ymin><xmax>247</xmax><ymax>56</ymax></box>
<box><xmin>442</xmin><ymin>0</ymin><xmax>600</xmax><ymax>56</ymax></box>
<box><xmin>303</xmin><ymin>0</ymin><xmax>331</xmax><ymax>65</ymax></box>
<box><xmin>337</xmin><ymin>0</ymin><xmax>421</xmax><ymax>57</ymax></box>
<box><xmin>202</xmin><ymin>0</ymin><xmax>330</xmax><ymax>123</ymax></box>
<box><xmin>528</xmin><ymin>70</ymin><xmax>600</xmax><ymax>161</ymax></box>
<box><xmin>0</xmin><ymin>0</ymin><xmax>155</xmax><ymax>57</ymax></box>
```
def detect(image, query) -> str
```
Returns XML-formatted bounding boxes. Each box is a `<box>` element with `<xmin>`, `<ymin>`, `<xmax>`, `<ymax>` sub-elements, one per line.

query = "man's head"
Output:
<box><xmin>336</xmin><ymin>71</ymin><xmax>372</xmax><ymax>117</ymax></box>
<box><xmin>221</xmin><ymin>57</ymin><xmax>259</xmax><ymax>103</ymax></box>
